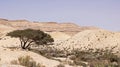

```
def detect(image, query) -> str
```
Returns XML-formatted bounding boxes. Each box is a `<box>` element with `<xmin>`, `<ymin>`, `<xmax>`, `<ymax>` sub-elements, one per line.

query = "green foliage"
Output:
<box><xmin>7</xmin><ymin>29</ymin><xmax>54</xmax><ymax>49</ymax></box>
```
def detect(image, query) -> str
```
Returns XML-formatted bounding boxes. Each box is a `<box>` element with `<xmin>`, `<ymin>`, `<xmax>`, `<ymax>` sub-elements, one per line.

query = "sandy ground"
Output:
<box><xmin>0</xmin><ymin>36</ymin><xmax>60</xmax><ymax>67</ymax></box>
<box><xmin>0</xmin><ymin>48</ymin><xmax>60</xmax><ymax>67</ymax></box>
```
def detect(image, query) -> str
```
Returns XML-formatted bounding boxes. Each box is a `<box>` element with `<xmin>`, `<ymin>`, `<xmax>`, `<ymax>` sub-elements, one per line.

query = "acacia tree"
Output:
<box><xmin>7</xmin><ymin>29</ymin><xmax>54</xmax><ymax>49</ymax></box>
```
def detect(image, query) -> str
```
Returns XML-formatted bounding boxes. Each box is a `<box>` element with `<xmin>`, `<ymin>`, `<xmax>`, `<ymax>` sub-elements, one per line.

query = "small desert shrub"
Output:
<box><xmin>11</xmin><ymin>60</ymin><xmax>18</xmax><ymax>64</ymax></box>
<box><xmin>68</xmin><ymin>47</ymin><xmax>120</xmax><ymax>67</ymax></box>
<box><xmin>11</xmin><ymin>55</ymin><xmax>45</xmax><ymax>67</ymax></box>
<box><xmin>31</xmin><ymin>45</ymin><xmax>120</xmax><ymax>67</ymax></box>
<box><xmin>31</xmin><ymin>46</ymin><xmax>67</xmax><ymax>58</ymax></box>
<box><xmin>74</xmin><ymin>60</ymin><xmax>87</xmax><ymax>66</ymax></box>
<box><xmin>56</xmin><ymin>64</ymin><xmax>65</xmax><ymax>67</ymax></box>
<box><xmin>90</xmin><ymin>61</ymin><xmax>119</xmax><ymax>67</ymax></box>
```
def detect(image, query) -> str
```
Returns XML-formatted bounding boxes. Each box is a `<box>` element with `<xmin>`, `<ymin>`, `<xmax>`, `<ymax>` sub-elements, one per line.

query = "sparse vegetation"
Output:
<box><xmin>11</xmin><ymin>55</ymin><xmax>45</xmax><ymax>67</ymax></box>
<box><xmin>7</xmin><ymin>29</ymin><xmax>54</xmax><ymax>49</ymax></box>
<box><xmin>32</xmin><ymin>45</ymin><xmax>120</xmax><ymax>67</ymax></box>
<box><xmin>31</xmin><ymin>46</ymin><xmax>67</xmax><ymax>59</ymax></box>
<box><xmin>68</xmin><ymin>47</ymin><xmax>120</xmax><ymax>67</ymax></box>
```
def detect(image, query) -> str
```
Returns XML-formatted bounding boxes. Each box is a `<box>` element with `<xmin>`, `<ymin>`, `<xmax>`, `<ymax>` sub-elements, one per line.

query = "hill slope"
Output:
<box><xmin>59</xmin><ymin>30</ymin><xmax>120</xmax><ymax>52</ymax></box>
<box><xmin>0</xmin><ymin>18</ymin><xmax>99</xmax><ymax>36</ymax></box>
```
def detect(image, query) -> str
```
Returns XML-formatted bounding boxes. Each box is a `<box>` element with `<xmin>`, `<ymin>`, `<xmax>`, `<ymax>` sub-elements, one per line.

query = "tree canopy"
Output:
<box><xmin>7</xmin><ymin>29</ymin><xmax>54</xmax><ymax>49</ymax></box>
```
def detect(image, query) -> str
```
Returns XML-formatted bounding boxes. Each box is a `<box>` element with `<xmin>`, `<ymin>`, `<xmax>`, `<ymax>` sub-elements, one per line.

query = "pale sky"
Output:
<box><xmin>0</xmin><ymin>0</ymin><xmax>120</xmax><ymax>31</ymax></box>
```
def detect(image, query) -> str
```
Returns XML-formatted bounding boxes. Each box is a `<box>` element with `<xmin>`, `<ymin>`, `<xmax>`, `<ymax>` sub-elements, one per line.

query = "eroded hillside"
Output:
<box><xmin>0</xmin><ymin>18</ymin><xmax>98</xmax><ymax>36</ymax></box>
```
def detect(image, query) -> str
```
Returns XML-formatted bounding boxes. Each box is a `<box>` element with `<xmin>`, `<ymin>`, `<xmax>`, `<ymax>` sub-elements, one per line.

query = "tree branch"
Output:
<box><xmin>19</xmin><ymin>38</ymin><xmax>23</xmax><ymax>48</ymax></box>
<box><xmin>25</xmin><ymin>41</ymin><xmax>34</xmax><ymax>49</ymax></box>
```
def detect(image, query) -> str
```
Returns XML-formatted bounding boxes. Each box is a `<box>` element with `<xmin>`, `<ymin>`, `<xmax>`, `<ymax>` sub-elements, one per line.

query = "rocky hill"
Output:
<box><xmin>58</xmin><ymin>29</ymin><xmax>120</xmax><ymax>52</ymax></box>
<box><xmin>0</xmin><ymin>18</ymin><xmax>98</xmax><ymax>36</ymax></box>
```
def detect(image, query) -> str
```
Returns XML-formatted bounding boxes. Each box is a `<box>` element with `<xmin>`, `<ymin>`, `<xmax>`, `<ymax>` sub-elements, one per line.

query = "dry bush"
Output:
<box><xmin>31</xmin><ymin>45</ymin><xmax>120</xmax><ymax>67</ymax></box>
<box><xmin>31</xmin><ymin>46</ymin><xmax>67</xmax><ymax>59</ymax></box>
<box><xmin>56</xmin><ymin>63</ymin><xmax>65</xmax><ymax>67</ymax></box>
<box><xmin>11</xmin><ymin>55</ymin><xmax>45</xmax><ymax>67</ymax></box>
<box><xmin>11</xmin><ymin>60</ymin><xmax>18</xmax><ymax>64</ymax></box>
<box><xmin>68</xmin><ymin>47</ymin><xmax>120</xmax><ymax>67</ymax></box>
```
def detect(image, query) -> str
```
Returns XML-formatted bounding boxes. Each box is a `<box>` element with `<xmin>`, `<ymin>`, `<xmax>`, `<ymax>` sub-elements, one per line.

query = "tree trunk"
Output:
<box><xmin>21</xmin><ymin>46</ymin><xmax>26</xmax><ymax>49</ymax></box>
<box><xmin>19</xmin><ymin>38</ymin><xmax>30</xmax><ymax>49</ymax></box>
<box><xmin>20</xmin><ymin>41</ymin><xmax>33</xmax><ymax>49</ymax></box>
